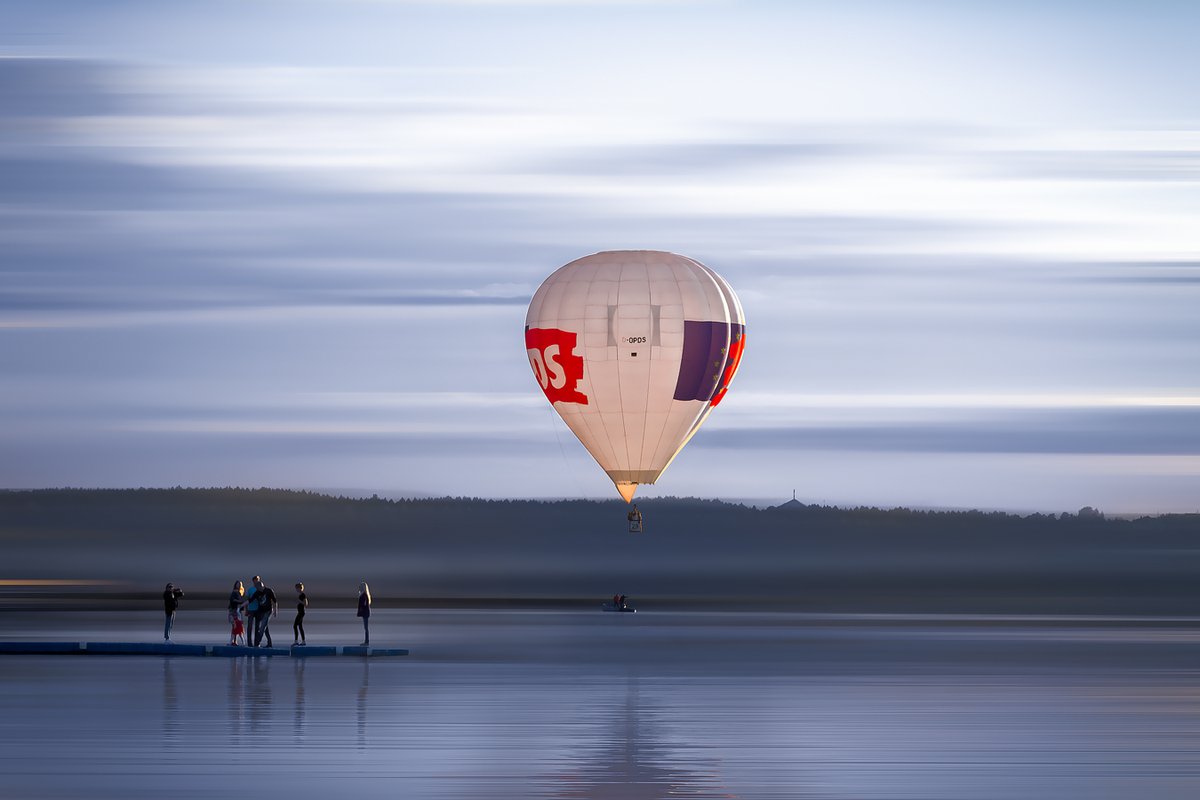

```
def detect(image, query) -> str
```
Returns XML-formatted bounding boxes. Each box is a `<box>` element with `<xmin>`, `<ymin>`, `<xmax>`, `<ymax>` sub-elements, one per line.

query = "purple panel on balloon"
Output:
<box><xmin>673</xmin><ymin>320</ymin><xmax>730</xmax><ymax>402</ymax></box>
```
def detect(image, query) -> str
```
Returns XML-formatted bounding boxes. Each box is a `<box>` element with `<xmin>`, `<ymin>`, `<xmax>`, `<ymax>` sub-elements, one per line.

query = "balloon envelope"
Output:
<box><xmin>525</xmin><ymin>251</ymin><xmax>745</xmax><ymax>501</ymax></box>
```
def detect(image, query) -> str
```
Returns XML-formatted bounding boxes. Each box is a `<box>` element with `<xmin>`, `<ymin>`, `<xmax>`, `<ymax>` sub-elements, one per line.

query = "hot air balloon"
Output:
<box><xmin>525</xmin><ymin>251</ymin><xmax>746</xmax><ymax>503</ymax></box>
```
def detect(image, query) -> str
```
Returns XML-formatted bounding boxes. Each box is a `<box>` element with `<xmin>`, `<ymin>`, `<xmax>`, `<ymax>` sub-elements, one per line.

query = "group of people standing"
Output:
<box><xmin>160</xmin><ymin>579</ymin><xmax>373</xmax><ymax>647</ymax></box>
<box><xmin>227</xmin><ymin>576</ymin><xmax>290</xmax><ymax>647</ymax></box>
<box><xmin>227</xmin><ymin>579</ymin><xmax>374</xmax><ymax>646</ymax></box>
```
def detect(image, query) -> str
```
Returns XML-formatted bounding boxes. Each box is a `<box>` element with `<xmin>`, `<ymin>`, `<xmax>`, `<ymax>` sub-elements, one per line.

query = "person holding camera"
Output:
<box><xmin>162</xmin><ymin>582</ymin><xmax>184</xmax><ymax>641</ymax></box>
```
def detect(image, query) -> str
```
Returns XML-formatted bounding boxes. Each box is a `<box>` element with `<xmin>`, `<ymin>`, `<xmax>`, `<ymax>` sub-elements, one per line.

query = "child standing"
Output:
<box><xmin>228</xmin><ymin>580</ymin><xmax>246</xmax><ymax>645</ymax></box>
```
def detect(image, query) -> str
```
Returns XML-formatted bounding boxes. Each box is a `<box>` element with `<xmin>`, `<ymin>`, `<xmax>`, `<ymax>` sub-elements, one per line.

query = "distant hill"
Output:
<box><xmin>2</xmin><ymin>488</ymin><xmax>1198</xmax><ymax>614</ymax></box>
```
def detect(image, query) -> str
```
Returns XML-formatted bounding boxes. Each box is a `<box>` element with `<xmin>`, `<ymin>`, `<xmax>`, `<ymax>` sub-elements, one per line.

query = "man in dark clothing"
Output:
<box><xmin>243</xmin><ymin>574</ymin><xmax>263</xmax><ymax>646</ymax></box>
<box><xmin>252</xmin><ymin>577</ymin><xmax>278</xmax><ymax>648</ymax></box>
<box><xmin>243</xmin><ymin>576</ymin><xmax>260</xmax><ymax>646</ymax></box>
<box><xmin>162</xmin><ymin>583</ymin><xmax>184</xmax><ymax>641</ymax></box>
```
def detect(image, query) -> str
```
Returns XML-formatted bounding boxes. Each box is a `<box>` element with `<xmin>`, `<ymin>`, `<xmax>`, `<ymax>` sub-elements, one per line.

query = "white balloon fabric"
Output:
<box><xmin>525</xmin><ymin>251</ymin><xmax>745</xmax><ymax>502</ymax></box>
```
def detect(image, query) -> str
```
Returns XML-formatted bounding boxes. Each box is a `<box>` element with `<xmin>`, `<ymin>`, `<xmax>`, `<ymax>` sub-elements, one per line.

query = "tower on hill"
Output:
<box><xmin>775</xmin><ymin>490</ymin><xmax>804</xmax><ymax>510</ymax></box>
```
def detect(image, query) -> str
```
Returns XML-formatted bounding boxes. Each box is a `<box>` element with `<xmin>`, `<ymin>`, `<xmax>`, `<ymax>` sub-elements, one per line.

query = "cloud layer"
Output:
<box><xmin>2</xmin><ymin>1</ymin><xmax>1199</xmax><ymax>512</ymax></box>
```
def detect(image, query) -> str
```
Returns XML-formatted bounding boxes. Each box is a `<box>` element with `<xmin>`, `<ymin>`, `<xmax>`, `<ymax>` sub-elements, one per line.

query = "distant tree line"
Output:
<box><xmin>1</xmin><ymin>488</ymin><xmax>1197</xmax><ymax>614</ymax></box>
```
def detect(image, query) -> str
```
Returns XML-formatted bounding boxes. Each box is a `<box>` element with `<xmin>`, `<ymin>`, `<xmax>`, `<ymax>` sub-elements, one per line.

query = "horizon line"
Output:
<box><xmin>1</xmin><ymin>485</ymin><xmax>1192</xmax><ymax>519</ymax></box>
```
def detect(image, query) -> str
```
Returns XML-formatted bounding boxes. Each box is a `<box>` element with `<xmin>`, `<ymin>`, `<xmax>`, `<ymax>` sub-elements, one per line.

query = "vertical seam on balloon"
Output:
<box><xmin>661</xmin><ymin>262</ymin><xmax>713</xmax><ymax>470</ymax></box>
<box><xmin>575</xmin><ymin>402</ymin><xmax>612</xmax><ymax>483</ymax></box>
<box><xmin>546</xmin><ymin>266</ymin><xmax>579</xmax><ymax>459</ymax></box>
<box><xmin>657</xmin><ymin>258</ymin><xmax>730</xmax><ymax>477</ymax></box>
<box><xmin>703</xmin><ymin>259</ymin><xmax>733</xmax><ymax>407</ymax></box>
<box><xmin>637</xmin><ymin>251</ymin><xmax>655</xmax><ymax>476</ymax></box>
<box><xmin>566</xmin><ymin>266</ymin><xmax>604</xmax><ymax>474</ymax></box>
<box><xmin>575</xmin><ymin>270</ymin><xmax>609</xmax><ymax>474</ymax></box>
<box><xmin>574</xmin><ymin>267</ymin><xmax>620</xmax><ymax>478</ymax></box>
<box><xmin>657</xmin><ymin>262</ymin><xmax>707</xmax><ymax>468</ymax></box>
<box><xmin>612</xmin><ymin>259</ymin><xmax>632</xmax><ymax>477</ymax></box>
<box><xmin>708</xmin><ymin>266</ymin><xmax>745</xmax><ymax>406</ymax></box>
<box><xmin>642</xmin><ymin>258</ymin><xmax>684</xmax><ymax>474</ymax></box>
<box><xmin>568</xmin><ymin>409</ymin><xmax>612</xmax><ymax>492</ymax></box>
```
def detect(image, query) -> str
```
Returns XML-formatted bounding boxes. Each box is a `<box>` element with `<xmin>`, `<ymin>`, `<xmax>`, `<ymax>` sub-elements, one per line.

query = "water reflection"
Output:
<box><xmin>8</xmin><ymin>611</ymin><xmax>1200</xmax><ymax>799</ymax></box>
<box><xmin>248</xmin><ymin>657</ymin><xmax>272</xmax><ymax>734</ymax></box>
<box><xmin>220</xmin><ymin>657</ymin><xmax>287</xmax><ymax>747</ymax></box>
<box><xmin>550</xmin><ymin>676</ymin><xmax>734</xmax><ymax>799</ymax></box>
<box><xmin>226</xmin><ymin>657</ymin><xmax>245</xmax><ymax>739</ymax></box>
<box><xmin>161</xmin><ymin>659</ymin><xmax>178</xmax><ymax>748</ymax></box>
<box><xmin>293</xmin><ymin>658</ymin><xmax>305</xmax><ymax>744</ymax></box>
<box><xmin>357</xmin><ymin>660</ymin><xmax>369</xmax><ymax>750</ymax></box>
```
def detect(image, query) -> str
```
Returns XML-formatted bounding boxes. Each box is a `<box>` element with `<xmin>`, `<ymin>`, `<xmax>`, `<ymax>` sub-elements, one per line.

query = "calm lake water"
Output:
<box><xmin>2</xmin><ymin>609</ymin><xmax>1199</xmax><ymax>799</ymax></box>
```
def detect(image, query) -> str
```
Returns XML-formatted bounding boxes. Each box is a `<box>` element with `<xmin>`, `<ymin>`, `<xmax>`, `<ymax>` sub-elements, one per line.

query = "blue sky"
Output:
<box><xmin>2</xmin><ymin>1</ymin><xmax>1199</xmax><ymax>512</ymax></box>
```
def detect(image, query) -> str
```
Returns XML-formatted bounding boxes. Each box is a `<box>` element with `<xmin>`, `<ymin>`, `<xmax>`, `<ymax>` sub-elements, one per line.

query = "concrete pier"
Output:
<box><xmin>0</xmin><ymin>641</ymin><xmax>408</xmax><ymax>657</ymax></box>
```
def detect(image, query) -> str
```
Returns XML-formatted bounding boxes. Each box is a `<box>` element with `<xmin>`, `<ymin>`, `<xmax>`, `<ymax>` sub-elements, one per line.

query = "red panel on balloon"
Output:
<box><xmin>710</xmin><ymin>325</ymin><xmax>745</xmax><ymax>407</ymax></box>
<box><xmin>525</xmin><ymin>327</ymin><xmax>589</xmax><ymax>405</ymax></box>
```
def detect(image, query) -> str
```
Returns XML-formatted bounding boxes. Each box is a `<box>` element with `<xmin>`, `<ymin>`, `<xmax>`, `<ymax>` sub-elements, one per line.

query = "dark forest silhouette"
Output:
<box><xmin>2</xmin><ymin>488</ymin><xmax>1197</xmax><ymax>614</ymax></box>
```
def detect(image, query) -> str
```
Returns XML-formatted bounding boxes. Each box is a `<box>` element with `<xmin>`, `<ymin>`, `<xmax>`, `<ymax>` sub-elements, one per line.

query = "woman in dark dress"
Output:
<box><xmin>356</xmin><ymin>582</ymin><xmax>371</xmax><ymax>646</ymax></box>
<box><xmin>293</xmin><ymin>582</ymin><xmax>308</xmax><ymax>646</ymax></box>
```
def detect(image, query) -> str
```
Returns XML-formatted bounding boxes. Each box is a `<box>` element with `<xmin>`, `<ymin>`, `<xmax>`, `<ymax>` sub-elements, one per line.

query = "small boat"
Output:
<box><xmin>601</xmin><ymin>602</ymin><xmax>636</xmax><ymax>613</ymax></box>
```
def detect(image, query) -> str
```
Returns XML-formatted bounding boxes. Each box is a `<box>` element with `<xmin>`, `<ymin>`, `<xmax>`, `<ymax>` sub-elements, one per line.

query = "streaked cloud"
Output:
<box><xmin>2</xmin><ymin>1</ymin><xmax>1199</xmax><ymax>512</ymax></box>
<box><xmin>701</xmin><ymin>409</ymin><xmax>1200</xmax><ymax>456</ymax></box>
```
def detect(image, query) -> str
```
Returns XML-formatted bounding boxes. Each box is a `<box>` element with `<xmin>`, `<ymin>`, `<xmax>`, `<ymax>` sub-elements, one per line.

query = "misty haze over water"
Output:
<box><xmin>3</xmin><ymin>489</ymin><xmax>1198</xmax><ymax>615</ymax></box>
